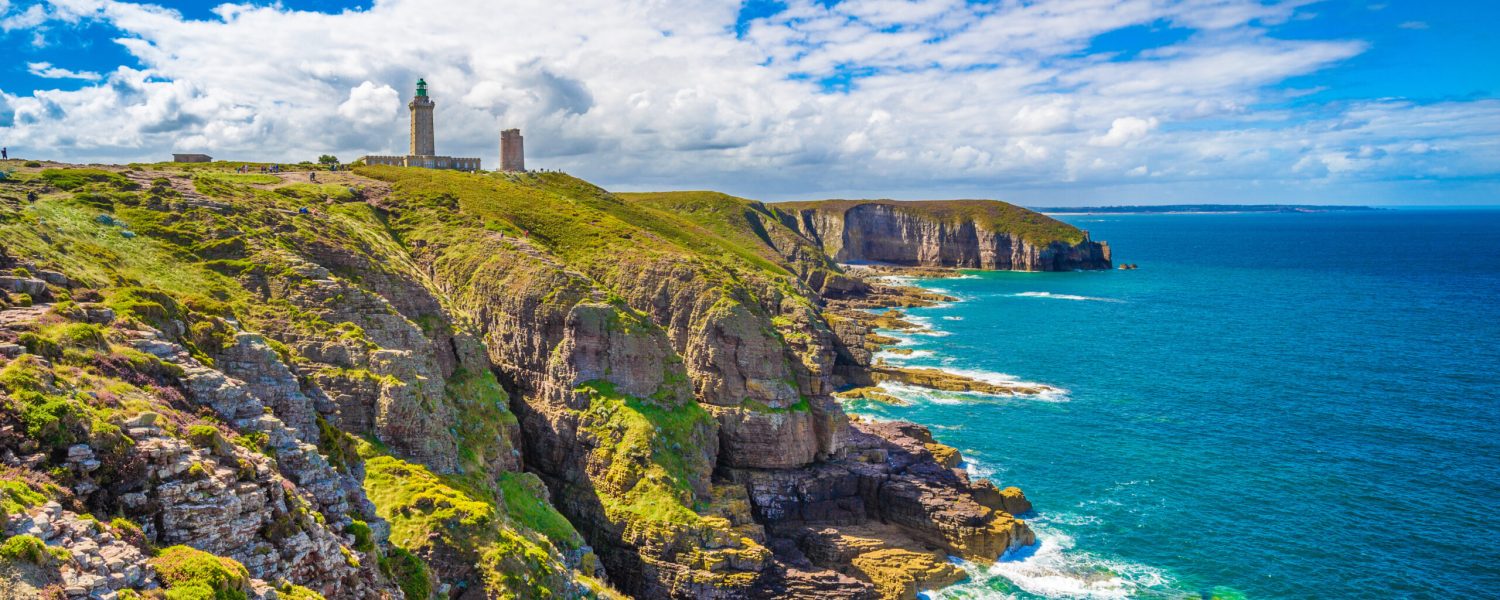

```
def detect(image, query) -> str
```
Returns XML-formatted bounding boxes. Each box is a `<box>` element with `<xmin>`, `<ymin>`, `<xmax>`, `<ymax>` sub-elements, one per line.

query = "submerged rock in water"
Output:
<box><xmin>836</xmin><ymin>386</ymin><xmax>907</xmax><ymax>405</ymax></box>
<box><xmin>870</xmin><ymin>366</ymin><xmax>1060</xmax><ymax>397</ymax></box>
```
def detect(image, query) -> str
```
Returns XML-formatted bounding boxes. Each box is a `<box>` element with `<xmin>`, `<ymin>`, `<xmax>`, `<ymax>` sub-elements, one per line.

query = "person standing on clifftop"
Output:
<box><xmin>2</xmin><ymin>148</ymin><xmax>7</xmax><ymax>160</ymax></box>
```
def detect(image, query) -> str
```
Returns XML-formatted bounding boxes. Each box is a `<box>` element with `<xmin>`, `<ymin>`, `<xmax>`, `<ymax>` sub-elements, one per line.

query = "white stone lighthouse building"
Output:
<box><xmin>361</xmin><ymin>79</ymin><xmax>481</xmax><ymax>171</ymax></box>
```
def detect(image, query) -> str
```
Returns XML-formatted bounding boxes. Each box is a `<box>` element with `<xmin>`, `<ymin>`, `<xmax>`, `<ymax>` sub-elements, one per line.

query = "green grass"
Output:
<box><xmin>617</xmin><ymin>190</ymin><xmax>841</xmax><ymax>279</ymax></box>
<box><xmin>275</xmin><ymin>583</ymin><xmax>326</xmax><ymax>600</ymax></box>
<box><xmin>496</xmin><ymin>472</ymin><xmax>579</xmax><ymax>550</ymax></box>
<box><xmin>362</xmin><ymin>454</ymin><xmax>496</xmax><ymax>549</ymax></box>
<box><xmin>575</xmin><ymin>380</ymin><xmax>714</xmax><ymax>528</ymax></box>
<box><xmin>380</xmin><ymin>546</ymin><xmax>430</xmax><ymax>600</ymax></box>
<box><xmin>39</xmin><ymin>168</ymin><xmax>133</xmax><ymax>191</ymax></box>
<box><xmin>358</xmin><ymin>167</ymin><xmax>809</xmax><ymax>303</ymax></box>
<box><xmin>445</xmin><ymin>368</ymin><xmax>519</xmax><ymax>475</ymax></box>
<box><xmin>0</xmin><ymin>534</ymin><xmax>70</xmax><ymax>565</ymax></box>
<box><xmin>0</xmin><ymin>194</ymin><xmax>246</xmax><ymax>302</ymax></box>
<box><xmin>273</xmin><ymin>182</ymin><xmax>357</xmax><ymax>203</ymax></box>
<box><xmin>346</xmin><ymin>520</ymin><xmax>375</xmax><ymax>553</ymax></box>
<box><xmin>0</xmin><ymin>477</ymin><xmax>53</xmax><ymax>517</ymax></box>
<box><xmin>360</xmin><ymin>449</ymin><xmax>583</xmax><ymax>598</ymax></box>
<box><xmin>150</xmin><ymin>545</ymin><xmax>251</xmax><ymax>600</ymax></box>
<box><xmin>742</xmin><ymin>396</ymin><xmax>811</xmax><ymax>414</ymax></box>
<box><xmin>194</xmin><ymin>172</ymin><xmax>280</xmax><ymax>186</ymax></box>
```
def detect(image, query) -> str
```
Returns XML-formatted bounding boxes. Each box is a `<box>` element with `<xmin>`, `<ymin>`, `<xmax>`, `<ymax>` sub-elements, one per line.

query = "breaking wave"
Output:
<box><xmin>1011</xmin><ymin>291</ymin><xmax>1123</xmax><ymax>303</ymax></box>
<box><xmin>934</xmin><ymin>524</ymin><xmax>1171</xmax><ymax>600</ymax></box>
<box><xmin>940</xmin><ymin>368</ymin><xmax>1070</xmax><ymax>402</ymax></box>
<box><xmin>875</xmin><ymin>349</ymin><xmax>935</xmax><ymax>362</ymax></box>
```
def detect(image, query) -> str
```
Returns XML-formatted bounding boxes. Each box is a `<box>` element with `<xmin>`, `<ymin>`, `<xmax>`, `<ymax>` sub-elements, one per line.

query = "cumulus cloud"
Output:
<box><xmin>27</xmin><ymin>61</ymin><xmax>102</xmax><ymax>80</ymax></box>
<box><xmin>1090</xmin><ymin>117</ymin><xmax>1159</xmax><ymax>147</ymax></box>
<box><xmin>0</xmin><ymin>0</ymin><xmax>1495</xmax><ymax>204</ymax></box>
<box><xmin>337</xmin><ymin>81</ymin><xmax>399</xmax><ymax>126</ymax></box>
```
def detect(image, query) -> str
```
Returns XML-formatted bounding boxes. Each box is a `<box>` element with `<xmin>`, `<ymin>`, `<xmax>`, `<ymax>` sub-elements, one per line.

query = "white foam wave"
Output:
<box><xmin>936</xmin><ymin>525</ymin><xmax>1170</xmax><ymax>600</ymax></box>
<box><xmin>875</xmin><ymin>349</ymin><xmax>935</xmax><ymax>363</ymax></box>
<box><xmin>941</xmin><ymin>316</ymin><xmax>964</xmax><ymax>321</ymax></box>
<box><xmin>1012</xmin><ymin>291</ymin><xmax>1123</xmax><ymax>303</ymax></box>
<box><xmin>875</xmin><ymin>381</ymin><xmax>968</xmax><ymax>405</ymax></box>
<box><xmin>963</xmin><ymin>458</ymin><xmax>997</xmax><ymax>480</ymax></box>
<box><xmin>940</xmin><ymin>368</ymin><xmax>1071</xmax><ymax>402</ymax></box>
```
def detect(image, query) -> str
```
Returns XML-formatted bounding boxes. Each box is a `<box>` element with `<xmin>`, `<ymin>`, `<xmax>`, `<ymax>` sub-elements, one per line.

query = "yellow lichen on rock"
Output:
<box><xmin>924</xmin><ymin>442</ymin><xmax>962</xmax><ymax>468</ymax></box>
<box><xmin>849</xmin><ymin>547</ymin><xmax>967</xmax><ymax>600</ymax></box>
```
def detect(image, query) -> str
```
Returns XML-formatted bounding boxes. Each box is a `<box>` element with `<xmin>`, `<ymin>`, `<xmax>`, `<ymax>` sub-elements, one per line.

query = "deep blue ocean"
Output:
<box><xmin>841</xmin><ymin>209</ymin><xmax>1500</xmax><ymax>599</ymax></box>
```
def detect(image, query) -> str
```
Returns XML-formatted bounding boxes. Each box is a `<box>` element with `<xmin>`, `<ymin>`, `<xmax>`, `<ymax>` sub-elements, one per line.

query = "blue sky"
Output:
<box><xmin>2</xmin><ymin>0</ymin><xmax>1497</xmax><ymax>204</ymax></box>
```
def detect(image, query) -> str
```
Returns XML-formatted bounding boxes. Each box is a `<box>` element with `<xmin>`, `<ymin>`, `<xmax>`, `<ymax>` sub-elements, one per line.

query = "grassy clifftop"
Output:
<box><xmin>776</xmin><ymin>199</ymin><xmax>1088</xmax><ymax>246</ymax></box>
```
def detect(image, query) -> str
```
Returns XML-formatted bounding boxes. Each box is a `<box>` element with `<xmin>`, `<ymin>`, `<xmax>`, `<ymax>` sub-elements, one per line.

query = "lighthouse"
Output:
<box><xmin>408</xmin><ymin>79</ymin><xmax>436</xmax><ymax>157</ymax></box>
<box><xmin>359</xmin><ymin>79</ymin><xmax>481</xmax><ymax>171</ymax></box>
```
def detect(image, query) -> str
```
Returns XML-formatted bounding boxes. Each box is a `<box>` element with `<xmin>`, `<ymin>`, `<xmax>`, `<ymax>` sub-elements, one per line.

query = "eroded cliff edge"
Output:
<box><xmin>0</xmin><ymin>164</ymin><xmax>1086</xmax><ymax>600</ymax></box>
<box><xmin>779</xmin><ymin>200</ymin><xmax>1111</xmax><ymax>271</ymax></box>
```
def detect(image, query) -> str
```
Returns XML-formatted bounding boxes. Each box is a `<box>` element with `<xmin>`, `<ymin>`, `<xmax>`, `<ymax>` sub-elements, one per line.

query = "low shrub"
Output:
<box><xmin>150</xmin><ymin>545</ymin><xmax>251</xmax><ymax>600</ymax></box>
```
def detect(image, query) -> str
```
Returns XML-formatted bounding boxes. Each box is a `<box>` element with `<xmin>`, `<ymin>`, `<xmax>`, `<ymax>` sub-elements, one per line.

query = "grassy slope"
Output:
<box><xmin>358</xmin><ymin>167</ymin><xmax>820</xmax><ymax>295</ymax></box>
<box><xmin>616</xmin><ymin>190</ymin><xmax>844</xmax><ymax>279</ymax></box>
<box><xmin>0</xmin><ymin>163</ymin><xmax>603</xmax><ymax>597</ymax></box>
<box><xmin>776</xmin><ymin>198</ymin><xmax>1087</xmax><ymax>246</ymax></box>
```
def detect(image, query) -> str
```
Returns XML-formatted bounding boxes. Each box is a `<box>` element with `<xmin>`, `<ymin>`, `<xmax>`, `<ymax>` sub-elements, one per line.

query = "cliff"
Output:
<box><xmin>777</xmin><ymin>199</ymin><xmax>1111</xmax><ymax>271</ymax></box>
<box><xmin>0</xmin><ymin>163</ymin><xmax>1074</xmax><ymax>599</ymax></box>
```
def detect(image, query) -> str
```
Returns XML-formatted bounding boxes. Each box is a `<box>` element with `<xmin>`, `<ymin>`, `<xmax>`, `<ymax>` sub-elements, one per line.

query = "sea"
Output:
<box><xmin>839</xmin><ymin>209</ymin><xmax>1500</xmax><ymax>599</ymax></box>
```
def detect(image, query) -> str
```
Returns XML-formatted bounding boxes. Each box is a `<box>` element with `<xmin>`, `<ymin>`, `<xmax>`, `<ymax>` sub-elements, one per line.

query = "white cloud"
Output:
<box><xmin>0</xmin><ymin>0</ymin><xmax>1495</xmax><ymax>204</ymax></box>
<box><xmin>27</xmin><ymin>61</ymin><xmax>102</xmax><ymax>80</ymax></box>
<box><xmin>1091</xmin><ymin>117</ymin><xmax>1159</xmax><ymax>147</ymax></box>
<box><xmin>1</xmin><ymin>3</ymin><xmax>45</xmax><ymax>31</ymax></box>
<box><xmin>1398</xmin><ymin>21</ymin><xmax>1429</xmax><ymax>30</ymax></box>
<box><xmin>338</xmin><ymin>81</ymin><xmax>398</xmax><ymax>126</ymax></box>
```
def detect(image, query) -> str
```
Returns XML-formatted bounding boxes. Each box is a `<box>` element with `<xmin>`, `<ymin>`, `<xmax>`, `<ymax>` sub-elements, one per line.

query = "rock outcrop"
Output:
<box><xmin>780</xmin><ymin>200</ymin><xmax>1111</xmax><ymax>271</ymax></box>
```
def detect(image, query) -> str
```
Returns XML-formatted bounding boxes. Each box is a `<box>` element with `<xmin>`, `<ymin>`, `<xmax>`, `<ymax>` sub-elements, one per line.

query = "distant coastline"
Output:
<box><xmin>1031</xmin><ymin>204</ymin><xmax>1380</xmax><ymax>215</ymax></box>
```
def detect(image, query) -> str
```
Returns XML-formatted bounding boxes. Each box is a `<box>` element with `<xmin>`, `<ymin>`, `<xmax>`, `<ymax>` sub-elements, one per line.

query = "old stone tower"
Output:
<box><xmin>409</xmin><ymin>79</ymin><xmax>436</xmax><ymax>156</ymax></box>
<box><xmin>361</xmin><ymin>79</ymin><xmax>480</xmax><ymax>171</ymax></box>
<box><xmin>500</xmin><ymin>128</ymin><xmax>525</xmax><ymax>172</ymax></box>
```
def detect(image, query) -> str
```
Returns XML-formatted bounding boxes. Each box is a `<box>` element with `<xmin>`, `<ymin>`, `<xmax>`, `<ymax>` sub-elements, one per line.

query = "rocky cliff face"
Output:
<box><xmin>781</xmin><ymin>200</ymin><xmax>1111</xmax><ymax>271</ymax></box>
<box><xmin>0</xmin><ymin>165</ymin><xmax>1087</xmax><ymax>600</ymax></box>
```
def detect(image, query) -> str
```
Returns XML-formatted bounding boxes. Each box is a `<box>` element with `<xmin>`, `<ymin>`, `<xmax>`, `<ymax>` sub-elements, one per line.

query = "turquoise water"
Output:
<box><xmin>843</xmin><ymin>210</ymin><xmax>1500</xmax><ymax>599</ymax></box>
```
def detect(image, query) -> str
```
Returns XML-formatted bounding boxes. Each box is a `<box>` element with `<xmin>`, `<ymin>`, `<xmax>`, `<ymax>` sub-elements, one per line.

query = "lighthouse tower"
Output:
<box><xmin>359</xmin><ymin>79</ymin><xmax>480</xmax><ymax>171</ymax></box>
<box><xmin>409</xmin><ymin>79</ymin><xmax>436</xmax><ymax>156</ymax></box>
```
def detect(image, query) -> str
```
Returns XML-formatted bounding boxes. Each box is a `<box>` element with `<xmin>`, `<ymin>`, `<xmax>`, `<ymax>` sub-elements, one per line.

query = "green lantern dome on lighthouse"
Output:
<box><xmin>416</xmin><ymin>79</ymin><xmax>427</xmax><ymax>97</ymax></box>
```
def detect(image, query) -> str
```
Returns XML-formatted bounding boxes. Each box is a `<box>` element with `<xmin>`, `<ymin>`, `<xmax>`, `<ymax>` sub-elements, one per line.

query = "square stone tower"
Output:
<box><xmin>500</xmin><ymin>128</ymin><xmax>524</xmax><ymax>172</ymax></box>
<box><xmin>409</xmin><ymin>79</ymin><xmax>436</xmax><ymax>156</ymax></box>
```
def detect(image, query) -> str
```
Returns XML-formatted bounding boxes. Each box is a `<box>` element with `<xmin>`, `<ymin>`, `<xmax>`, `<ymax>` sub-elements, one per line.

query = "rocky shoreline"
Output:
<box><xmin>806</xmin><ymin>264</ymin><xmax>1055</xmax><ymax>597</ymax></box>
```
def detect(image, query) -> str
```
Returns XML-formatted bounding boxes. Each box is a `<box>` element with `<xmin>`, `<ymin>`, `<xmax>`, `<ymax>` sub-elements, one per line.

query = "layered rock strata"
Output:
<box><xmin>781</xmin><ymin>200</ymin><xmax>1111</xmax><ymax>271</ymax></box>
